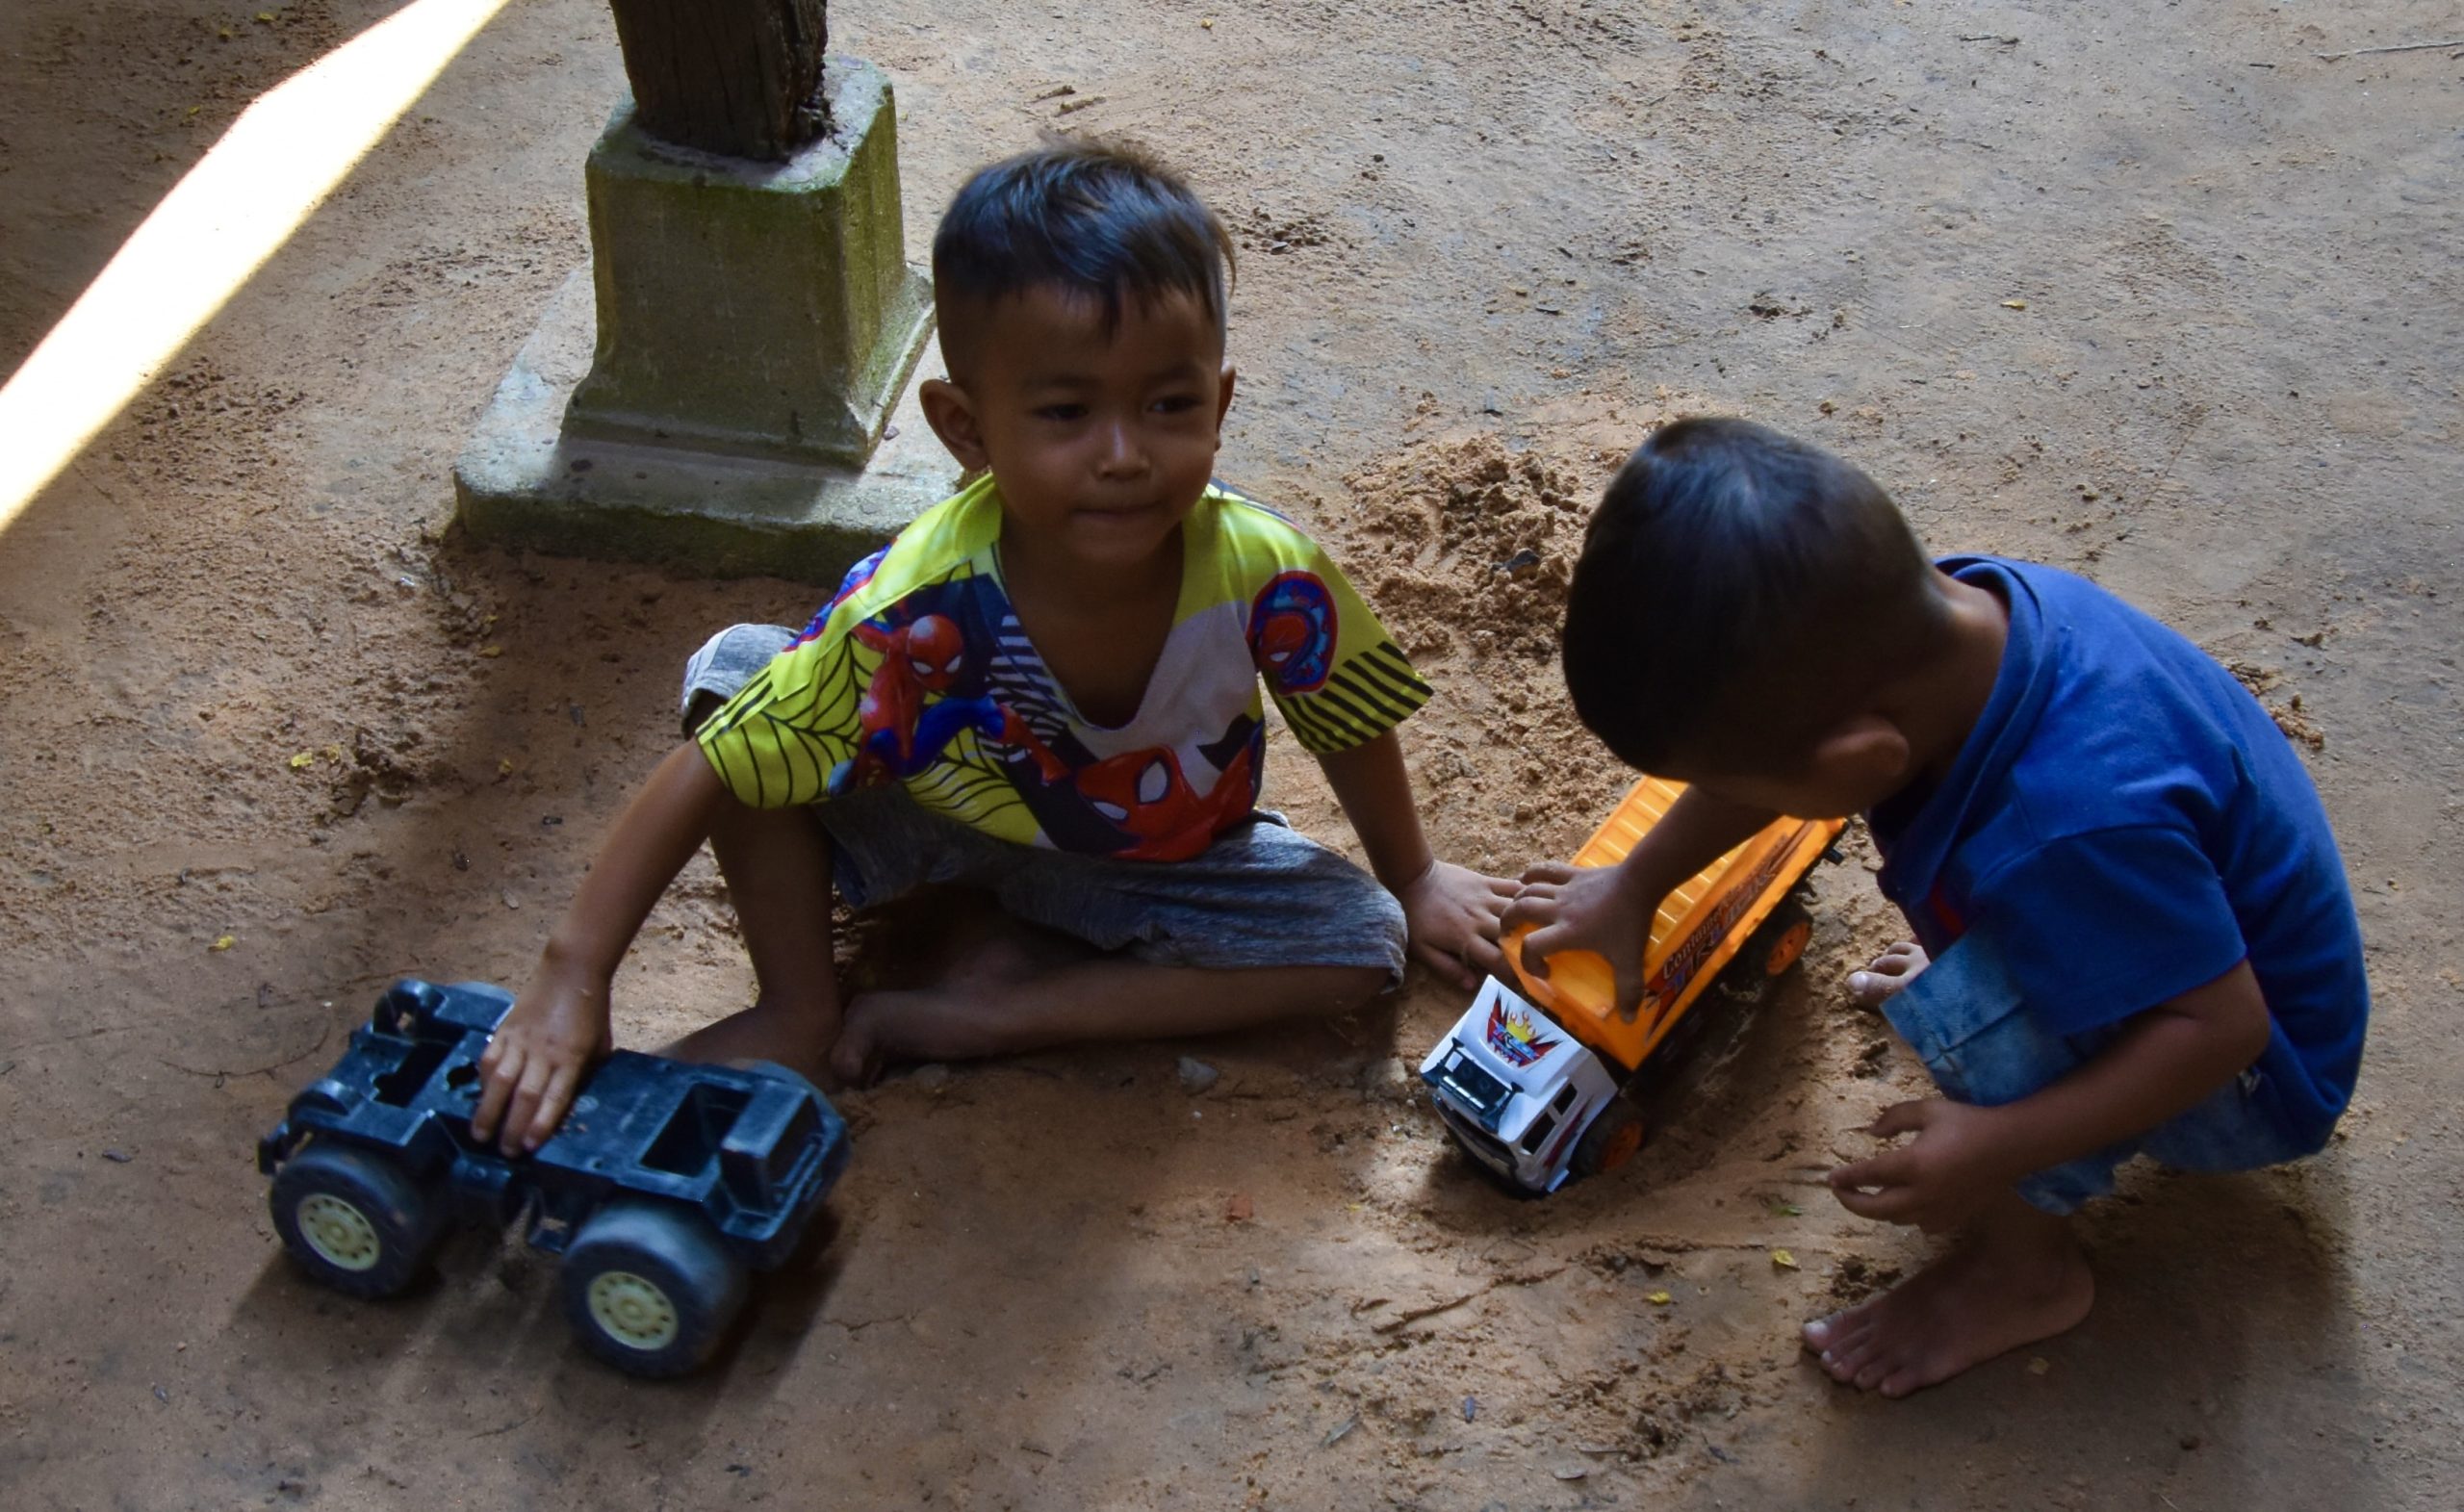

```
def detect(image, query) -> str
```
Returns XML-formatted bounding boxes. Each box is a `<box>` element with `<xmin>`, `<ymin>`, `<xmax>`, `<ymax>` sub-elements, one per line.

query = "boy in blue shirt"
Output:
<box><xmin>1506</xmin><ymin>418</ymin><xmax>2367</xmax><ymax>1397</ymax></box>
<box><xmin>469</xmin><ymin>144</ymin><xmax>1512</xmax><ymax>1151</ymax></box>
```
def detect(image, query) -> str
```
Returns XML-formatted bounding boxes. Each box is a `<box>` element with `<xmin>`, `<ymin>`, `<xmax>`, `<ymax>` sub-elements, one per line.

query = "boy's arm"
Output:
<box><xmin>1502</xmin><ymin>785</ymin><xmax>1777</xmax><ymax>1019</ymax></box>
<box><xmin>1832</xmin><ymin>961</ymin><xmax>2272</xmax><ymax>1230</ymax></box>
<box><xmin>472</xmin><ymin>740</ymin><xmax>732</xmax><ymax>1155</ymax></box>
<box><xmin>1315</xmin><ymin>730</ymin><xmax>1514</xmax><ymax>989</ymax></box>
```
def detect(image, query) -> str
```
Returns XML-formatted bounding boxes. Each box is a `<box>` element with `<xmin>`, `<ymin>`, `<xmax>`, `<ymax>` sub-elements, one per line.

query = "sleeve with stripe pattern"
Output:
<box><xmin>1246</xmin><ymin>538</ymin><xmax>1433</xmax><ymax>754</ymax></box>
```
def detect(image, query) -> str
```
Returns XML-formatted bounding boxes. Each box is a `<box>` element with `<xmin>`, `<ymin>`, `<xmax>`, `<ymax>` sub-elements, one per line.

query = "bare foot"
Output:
<box><xmin>1847</xmin><ymin>940</ymin><xmax>1930</xmax><ymax>1008</ymax></box>
<box><xmin>830</xmin><ymin>919</ymin><xmax>1080</xmax><ymax>1086</ymax></box>
<box><xmin>831</xmin><ymin>987</ymin><xmax>947</xmax><ymax>1087</ymax></box>
<box><xmin>830</xmin><ymin>926</ymin><xmax>1380</xmax><ymax>1086</ymax></box>
<box><xmin>1802</xmin><ymin>1194</ymin><xmax>2092</xmax><ymax>1397</ymax></box>
<box><xmin>664</xmin><ymin>996</ymin><xmax>836</xmax><ymax>1082</ymax></box>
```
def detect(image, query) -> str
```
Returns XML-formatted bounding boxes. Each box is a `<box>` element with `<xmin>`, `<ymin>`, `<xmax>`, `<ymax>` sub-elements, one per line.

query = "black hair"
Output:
<box><xmin>1560</xmin><ymin>418</ymin><xmax>1944</xmax><ymax>773</ymax></box>
<box><xmin>932</xmin><ymin>141</ymin><xmax>1235</xmax><ymax>364</ymax></box>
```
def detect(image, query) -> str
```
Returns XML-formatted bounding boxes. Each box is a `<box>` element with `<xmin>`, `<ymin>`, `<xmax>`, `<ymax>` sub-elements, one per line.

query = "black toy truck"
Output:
<box><xmin>258</xmin><ymin>979</ymin><xmax>850</xmax><ymax>1377</ymax></box>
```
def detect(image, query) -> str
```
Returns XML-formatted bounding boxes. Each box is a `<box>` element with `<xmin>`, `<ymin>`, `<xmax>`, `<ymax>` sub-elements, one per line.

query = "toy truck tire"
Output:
<box><xmin>1569</xmin><ymin>1098</ymin><xmax>1646</xmax><ymax>1179</ymax></box>
<box><xmin>1716</xmin><ymin>899</ymin><xmax>1815</xmax><ymax>1009</ymax></box>
<box><xmin>269</xmin><ymin>1141</ymin><xmax>445</xmax><ymax>1299</ymax></box>
<box><xmin>560</xmin><ymin>1200</ymin><xmax>748</xmax><ymax>1378</ymax></box>
<box><xmin>1750</xmin><ymin>898</ymin><xmax>1815</xmax><ymax>979</ymax></box>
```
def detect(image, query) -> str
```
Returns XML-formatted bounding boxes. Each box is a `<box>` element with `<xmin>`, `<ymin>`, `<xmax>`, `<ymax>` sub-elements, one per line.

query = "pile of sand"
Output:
<box><xmin>1330</xmin><ymin>434</ymin><xmax>1625</xmax><ymax>665</ymax></box>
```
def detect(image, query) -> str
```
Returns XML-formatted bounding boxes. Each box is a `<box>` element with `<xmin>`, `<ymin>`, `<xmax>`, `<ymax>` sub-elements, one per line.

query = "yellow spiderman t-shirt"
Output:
<box><xmin>695</xmin><ymin>477</ymin><xmax>1430</xmax><ymax>861</ymax></box>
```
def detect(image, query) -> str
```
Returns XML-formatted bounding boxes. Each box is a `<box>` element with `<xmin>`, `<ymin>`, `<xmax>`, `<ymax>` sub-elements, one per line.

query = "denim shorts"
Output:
<box><xmin>1882</xmin><ymin>934</ymin><xmax>2318</xmax><ymax>1215</ymax></box>
<box><xmin>681</xmin><ymin>625</ymin><xmax>1407</xmax><ymax>981</ymax></box>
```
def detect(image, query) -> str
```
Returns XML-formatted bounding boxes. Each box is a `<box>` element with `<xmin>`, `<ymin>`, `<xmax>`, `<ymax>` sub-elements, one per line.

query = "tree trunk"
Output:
<box><xmin>603</xmin><ymin>0</ymin><xmax>830</xmax><ymax>161</ymax></box>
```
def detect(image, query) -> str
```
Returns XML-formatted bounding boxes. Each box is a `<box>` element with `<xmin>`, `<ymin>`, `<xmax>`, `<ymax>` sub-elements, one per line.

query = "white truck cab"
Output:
<box><xmin>1418</xmin><ymin>976</ymin><xmax>1630</xmax><ymax>1194</ymax></box>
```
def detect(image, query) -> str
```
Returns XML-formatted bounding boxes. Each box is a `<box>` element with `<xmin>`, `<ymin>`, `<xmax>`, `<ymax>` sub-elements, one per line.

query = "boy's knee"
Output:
<box><xmin>1302</xmin><ymin>962</ymin><xmax>1391</xmax><ymax>1018</ymax></box>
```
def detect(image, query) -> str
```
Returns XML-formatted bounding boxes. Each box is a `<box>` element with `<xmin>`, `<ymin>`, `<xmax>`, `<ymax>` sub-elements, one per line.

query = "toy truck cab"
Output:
<box><xmin>1421</xmin><ymin>977</ymin><xmax>1630</xmax><ymax>1192</ymax></box>
<box><xmin>257</xmin><ymin>980</ymin><xmax>850</xmax><ymax>1376</ymax></box>
<box><xmin>1422</xmin><ymin>780</ymin><xmax>1843</xmax><ymax>1194</ymax></box>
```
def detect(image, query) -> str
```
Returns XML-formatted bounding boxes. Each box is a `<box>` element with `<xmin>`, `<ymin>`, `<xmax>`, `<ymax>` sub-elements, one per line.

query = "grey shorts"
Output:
<box><xmin>682</xmin><ymin>625</ymin><xmax>1407</xmax><ymax>980</ymax></box>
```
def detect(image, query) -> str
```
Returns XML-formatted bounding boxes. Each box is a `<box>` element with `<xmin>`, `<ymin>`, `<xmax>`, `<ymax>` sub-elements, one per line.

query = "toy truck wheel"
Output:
<box><xmin>560</xmin><ymin>1201</ymin><xmax>748</xmax><ymax>1378</ymax></box>
<box><xmin>1570</xmin><ymin>1099</ymin><xmax>1646</xmax><ymax>1179</ymax></box>
<box><xmin>1754</xmin><ymin>900</ymin><xmax>1815</xmax><ymax>979</ymax></box>
<box><xmin>269</xmin><ymin>1142</ymin><xmax>444</xmax><ymax>1299</ymax></box>
<box><xmin>1744</xmin><ymin>896</ymin><xmax>1823</xmax><ymax>989</ymax></box>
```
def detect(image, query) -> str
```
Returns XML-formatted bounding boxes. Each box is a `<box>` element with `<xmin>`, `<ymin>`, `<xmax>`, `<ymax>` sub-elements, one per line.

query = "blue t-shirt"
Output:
<box><xmin>1865</xmin><ymin>556</ymin><xmax>2368</xmax><ymax>1152</ymax></box>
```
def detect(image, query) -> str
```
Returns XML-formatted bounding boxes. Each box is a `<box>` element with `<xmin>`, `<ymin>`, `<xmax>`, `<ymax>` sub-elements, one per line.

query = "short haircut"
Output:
<box><xmin>932</xmin><ymin>141</ymin><xmax>1235</xmax><ymax>367</ymax></box>
<box><xmin>1560</xmin><ymin>418</ymin><xmax>1946</xmax><ymax>774</ymax></box>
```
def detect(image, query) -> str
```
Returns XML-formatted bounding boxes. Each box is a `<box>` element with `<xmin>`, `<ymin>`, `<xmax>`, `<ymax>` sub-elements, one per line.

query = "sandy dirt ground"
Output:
<box><xmin>3</xmin><ymin>1</ymin><xmax>2460</xmax><ymax>1507</ymax></box>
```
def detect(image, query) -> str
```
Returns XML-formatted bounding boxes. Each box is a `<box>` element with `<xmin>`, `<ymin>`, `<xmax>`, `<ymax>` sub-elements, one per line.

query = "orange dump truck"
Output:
<box><xmin>1418</xmin><ymin>780</ymin><xmax>1842</xmax><ymax>1192</ymax></box>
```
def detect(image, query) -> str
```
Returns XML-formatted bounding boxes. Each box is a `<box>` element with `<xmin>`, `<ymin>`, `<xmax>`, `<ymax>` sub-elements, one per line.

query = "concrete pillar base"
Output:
<box><xmin>455</xmin><ymin>54</ymin><xmax>949</xmax><ymax>584</ymax></box>
<box><xmin>565</xmin><ymin>60</ymin><xmax>930</xmax><ymax>468</ymax></box>
<box><xmin>454</xmin><ymin>269</ymin><xmax>957</xmax><ymax>584</ymax></box>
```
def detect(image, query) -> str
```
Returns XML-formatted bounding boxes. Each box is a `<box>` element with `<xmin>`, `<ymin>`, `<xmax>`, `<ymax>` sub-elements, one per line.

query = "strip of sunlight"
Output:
<box><xmin>0</xmin><ymin>0</ymin><xmax>514</xmax><ymax>531</ymax></box>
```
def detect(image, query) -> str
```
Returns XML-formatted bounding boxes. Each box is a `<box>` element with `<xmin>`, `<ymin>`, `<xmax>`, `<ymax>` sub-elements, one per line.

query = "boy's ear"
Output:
<box><xmin>1213</xmin><ymin>364</ymin><xmax>1238</xmax><ymax>433</ymax></box>
<box><xmin>920</xmin><ymin>377</ymin><xmax>990</xmax><ymax>473</ymax></box>
<box><xmin>1808</xmin><ymin>714</ymin><xmax>1914</xmax><ymax>806</ymax></box>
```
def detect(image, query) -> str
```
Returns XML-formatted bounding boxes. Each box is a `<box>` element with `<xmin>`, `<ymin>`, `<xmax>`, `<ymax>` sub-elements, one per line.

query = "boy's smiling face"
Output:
<box><xmin>921</xmin><ymin>284</ymin><xmax>1235</xmax><ymax>577</ymax></box>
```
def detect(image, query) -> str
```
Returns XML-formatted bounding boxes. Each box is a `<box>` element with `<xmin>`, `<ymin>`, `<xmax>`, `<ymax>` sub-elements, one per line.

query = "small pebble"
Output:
<box><xmin>1177</xmin><ymin>1056</ymin><xmax>1219</xmax><ymax>1094</ymax></box>
<box><xmin>1357</xmin><ymin>1057</ymin><xmax>1409</xmax><ymax>1092</ymax></box>
<box><xmin>103</xmin><ymin>1148</ymin><xmax>134</xmax><ymax>1164</ymax></box>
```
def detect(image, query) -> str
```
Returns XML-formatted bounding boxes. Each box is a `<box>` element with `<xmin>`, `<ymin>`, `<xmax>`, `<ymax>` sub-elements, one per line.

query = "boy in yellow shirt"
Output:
<box><xmin>474</xmin><ymin>143</ymin><xmax>1509</xmax><ymax>1148</ymax></box>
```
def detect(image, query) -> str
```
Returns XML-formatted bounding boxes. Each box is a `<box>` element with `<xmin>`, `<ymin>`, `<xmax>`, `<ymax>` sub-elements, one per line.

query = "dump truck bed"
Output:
<box><xmin>1502</xmin><ymin>779</ymin><xmax>1843</xmax><ymax>1071</ymax></box>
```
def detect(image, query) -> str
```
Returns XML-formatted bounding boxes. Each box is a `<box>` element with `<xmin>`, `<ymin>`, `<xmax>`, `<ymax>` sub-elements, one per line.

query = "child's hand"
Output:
<box><xmin>1827</xmin><ymin>1098</ymin><xmax>2017</xmax><ymax>1233</ymax></box>
<box><xmin>1502</xmin><ymin>860</ymin><xmax>1657</xmax><ymax>1020</ymax></box>
<box><xmin>472</xmin><ymin>963</ymin><xmax>612</xmax><ymax>1157</ymax></box>
<box><xmin>1397</xmin><ymin>860</ymin><xmax>1514</xmax><ymax>989</ymax></box>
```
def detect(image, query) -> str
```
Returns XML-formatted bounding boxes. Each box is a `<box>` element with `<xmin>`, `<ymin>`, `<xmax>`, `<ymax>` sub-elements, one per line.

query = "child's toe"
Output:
<box><xmin>1878</xmin><ymin>1367</ymin><xmax>1930</xmax><ymax>1399</ymax></box>
<box><xmin>1813</xmin><ymin>1326</ymin><xmax>1885</xmax><ymax>1384</ymax></box>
